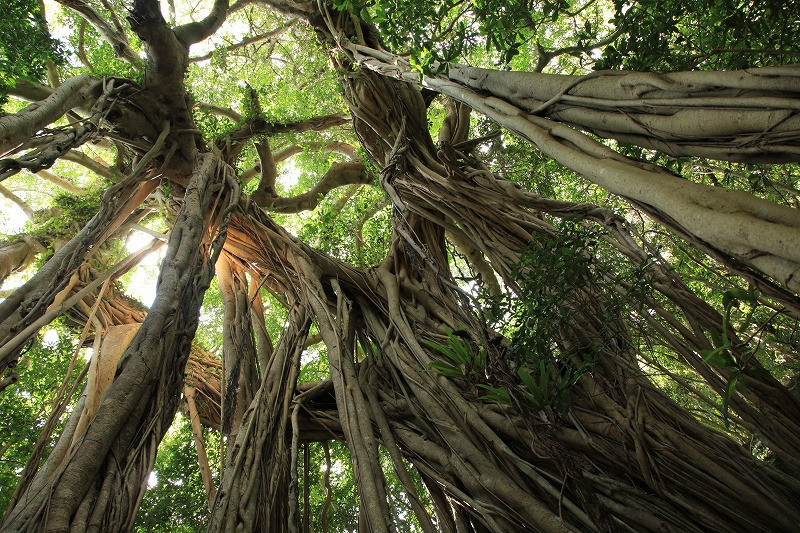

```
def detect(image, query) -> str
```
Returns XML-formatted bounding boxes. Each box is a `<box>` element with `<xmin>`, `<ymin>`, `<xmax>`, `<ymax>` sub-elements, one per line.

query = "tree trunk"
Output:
<box><xmin>1</xmin><ymin>153</ymin><xmax>238</xmax><ymax>532</ymax></box>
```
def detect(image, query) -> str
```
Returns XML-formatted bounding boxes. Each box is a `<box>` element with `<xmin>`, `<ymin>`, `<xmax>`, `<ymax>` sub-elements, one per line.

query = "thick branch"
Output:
<box><xmin>174</xmin><ymin>0</ymin><xmax>230</xmax><ymax>45</ymax></box>
<box><xmin>6</xmin><ymin>79</ymin><xmax>55</xmax><ymax>102</ymax></box>
<box><xmin>0</xmin><ymin>184</ymin><xmax>35</xmax><ymax>220</ymax></box>
<box><xmin>254</xmin><ymin>140</ymin><xmax>278</xmax><ymax>196</ymax></box>
<box><xmin>0</xmin><ymin>237</ymin><xmax>44</xmax><ymax>286</ymax></box>
<box><xmin>226</xmin><ymin>113</ymin><xmax>350</xmax><ymax>145</ymax></box>
<box><xmin>252</xmin><ymin>160</ymin><xmax>371</xmax><ymax>212</ymax></box>
<box><xmin>30</xmin><ymin>169</ymin><xmax>88</xmax><ymax>195</ymax></box>
<box><xmin>128</xmin><ymin>0</ymin><xmax>190</xmax><ymax>97</ymax></box>
<box><xmin>0</xmin><ymin>75</ymin><xmax>101</xmax><ymax>156</ymax></box>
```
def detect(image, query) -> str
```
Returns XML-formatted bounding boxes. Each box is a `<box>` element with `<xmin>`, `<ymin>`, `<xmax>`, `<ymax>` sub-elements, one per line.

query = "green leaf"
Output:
<box><xmin>427</xmin><ymin>360</ymin><xmax>463</xmax><ymax>378</ymax></box>
<box><xmin>477</xmin><ymin>384</ymin><xmax>510</xmax><ymax>404</ymax></box>
<box><xmin>700</xmin><ymin>348</ymin><xmax>736</xmax><ymax>371</ymax></box>
<box><xmin>721</xmin><ymin>373</ymin><xmax>741</xmax><ymax>429</ymax></box>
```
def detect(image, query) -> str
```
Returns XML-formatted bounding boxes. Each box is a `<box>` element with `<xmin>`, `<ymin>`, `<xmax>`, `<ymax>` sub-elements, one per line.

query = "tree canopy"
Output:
<box><xmin>0</xmin><ymin>0</ymin><xmax>799</xmax><ymax>531</ymax></box>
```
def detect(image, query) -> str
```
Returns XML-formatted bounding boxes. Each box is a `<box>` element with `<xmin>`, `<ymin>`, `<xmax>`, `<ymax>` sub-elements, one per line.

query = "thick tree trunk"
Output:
<box><xmin>209</xmin><ymin>303</ymin><xmax>311</xmax><ymax>531</ymax></box>
<box><xmin>216</xmin><ymin>253</ymin><xmax>259</xmax><ymax>447</ymax></box>
<box><xmin>1</xmin><ymin>153</ymin><xmax>238</xmax><ymax>532</ymax></box>
<box><xmin>216</xmin><ymin>8</ymin><xmax>800</xmax><ymax>531</ymax></box>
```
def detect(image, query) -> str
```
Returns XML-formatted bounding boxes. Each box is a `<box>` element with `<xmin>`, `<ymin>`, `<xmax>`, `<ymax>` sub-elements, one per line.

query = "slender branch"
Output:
<box><xmin>185</xmin><ymin>385</ymin><xmax>217</xmax><ymax>509</ymax></box>
<box><xmin>29</xmin><ymin>169</ymin><xmax>88</xmax><ymax>195</ymax></box>
<box><xmin>274</xmin><ymin>141</ymin><xmax>357</xmax><ymax>161</ymax></box>
<box><xmin>77</xmin><ymin>20</ymin><xmax>94</xmax><ymax>71</ymax></box>
<box><xmin>189</xmin><ymin>20</ymin><xmax>296</xmax><ymax>62</ymax></box>
<box><xmin>62</xmin><ymin>150</ymin><xmax>116</xmax><ymax>180</ymax></box>
<box><xmin>242</xmin><ymin>141</ymin><xmax>357</xmax><ymax>182</ymax></box>
<box><xmin>55</xmin><ymin>0</ymin><xmax>142</xmax><ymax>65</ymax></box>
<box><xmin>0</xmin><ymin>184</ymin><xmax>35</xmax><ymax>220</ymax></box>
<box><xmin>252</xmin><ymin>160</ymin><xmax>372</xmax><ymax>212</ymax></box>
<box><xmin>534</xmin><ymin>28</ymin><xmax>624</xmax><ymax>72</ymax></box>
<box><xmin>195</xmin><ymin>102</ymin><xmax>243</xmax><ymax>122</ymax></box>
<box><xmin>226</xmin><ymin>113</ymin><xmax>350</xmax><ymax>145</ymax></box>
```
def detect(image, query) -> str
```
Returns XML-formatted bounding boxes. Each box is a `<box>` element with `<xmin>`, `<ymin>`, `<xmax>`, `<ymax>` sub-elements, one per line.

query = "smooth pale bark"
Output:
<box><xmin>0</xmin><ymin>75</ymin><xmax>101</xmax><ymax>156</ymax></box>
<box><xmin>443</xmin><ymin>64</ymin><xmax>800</xmax><ymax>162</ymax></box>
<box><xmin>70</xmin><ymin>323</ymin><xmax>141</xmax><ymax>441</ymax></box>
<box><xmin>347</xmin><ymin>46</ymin><xmax>800</xmax><ymax>294</ymax></box>
<box><xmin>0</xmin><ymin>237</ymin><xmax>44</xmax><ymax>286</ymax></box>
<box><xmin>216</xmin><ymin>253</ymin><xmax>259</xmax><ymax>444</ymax></box>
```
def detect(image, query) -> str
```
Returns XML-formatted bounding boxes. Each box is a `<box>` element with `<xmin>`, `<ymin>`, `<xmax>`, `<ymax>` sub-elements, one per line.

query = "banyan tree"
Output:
<box><xmin>1</xmin><ymin>0</ymin><xmax>799</xmax><ymax>530</ymax></box>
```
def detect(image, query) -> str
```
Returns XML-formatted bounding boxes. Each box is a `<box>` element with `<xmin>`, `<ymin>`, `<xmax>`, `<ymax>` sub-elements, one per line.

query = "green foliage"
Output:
<box><xmin>337</xmin><ymin>0</ymin><xmax>614</xmax><ymax>74</ymax></box>
<box><xmin>486</xmin><ymin>224</ymin><xmax>629</xmax><ymax>412</ymax></box>
<box><xmin>0</xmin><ymin>0</ymin><xmax>64</xmax><ymax>104</ymax></box>
<box><xmin>61</xmin><ymin>10</ymin><xmax>140</xmax><ymax>80</ymax></box>
<box><xmin>0</xmin><ymin>328</ymin><xmax>81</xmax><ymax>516</ymax></box>
<box><xmin>191</xmin><ymin>108</ymin><xmax>237</xmax><ymax>140</ymax></box>
<box><xmin>135</xmin><ymin>415</ymin><xmax>220</xmax><ymax>532</ymax></box>
<box><xmin>423</xmin><ymin>325</ymin><xmax>486</xmax><ymax>379</ymax></box>
<box><xmin>597</xmin><ymin>0</ymin><xmax>800</xmax><ymax>71</ymax></box>
<box><xmin>298</xmin><ymin>441</ymin><xmax>359</xmax><ymax>532</ymax></box>
<box><xmin>295</xmin><ymin>175</ymin><xmax>389</xmax><ymax>268</ymax></box>
<box><xmin>296</xmin><ymin>440</ymin><xmax>431</xmax><ymax>532</ymax></box>
<box><xmin>29</xmin><ymin>191</ymin><xmax>102</xmax><ymax>254</ymax></box>
<box><xmin>700</xmin><ymin>286</ymin><xmax>765</xmax><ymax>427</ymax></box>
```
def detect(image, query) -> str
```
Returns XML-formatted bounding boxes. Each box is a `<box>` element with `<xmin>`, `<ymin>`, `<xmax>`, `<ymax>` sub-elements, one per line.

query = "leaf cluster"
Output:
<box><xmin>30</xmin><ymin>191</ymin><xmax>102</xmax><ymax>247</ymax></box>
<box><xmin>597</xmin><ymin>0</ymin><xmax>800</xmax><ymax>71</ymax></box>
<box><xmin>0</xmin><ymin>0</ymin><xmax>65</xmax><ymax>104</ymax></box>
<box><xmin>0</xmin><ymin>328</ymin><xmax>80</xmax><ymax>516</ymax></box>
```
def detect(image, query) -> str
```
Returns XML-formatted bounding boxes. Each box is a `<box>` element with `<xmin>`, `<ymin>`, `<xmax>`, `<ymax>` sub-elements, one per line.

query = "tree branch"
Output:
<box><xmin>195</xmin><ymin>102</ymin><xmax>242</xmax><ymax>122</ymax></box>
<box><xmin>252</xmin><ymin>160</ymin><xmax>372</xmax><ymax>212</ymax></box>
<box><xmin>0</xmin><ymin>75</ymin><xmax>101</xmax><ymax>155</ymax></box>
<box><xmin>55</xmin><ymin>0</ymin><xmax>142</xmax><ymax>66</ymax></box>
<box><xmin>62</xmin><ymin>150</ymin><xmax>116</xmax><ymax>180</ymax></box>
<box><xmin>77</xmin><ymin>20</ymin><xmax>94</xmax><ymax>71</ymax></box>
<box><xmin>0</xmin><ymin>184</ymin><xmax>35</xmax><ymax>220</ymax></box>
<box><xmin>174</xmin><ymin>0</ymin><xmax>230</xmax><ymax>45</ymax></box>
<box><xmin>534</xmin><ymin>28</ymin><xmax>624</xmax><ymax>72</ymax></box>
<box><xmin>254</xmin><ymin>140</ymin><xmax>278</xmax><ymax>196</ymax></box>
<box><xmin>189</xmin><ymin>20</ymin><xmax>296</xmax><ymax>62</ymax></box>
<box><xmin>241</xmin><ymin>141</ymin><xmax>357</xmax><ymax>185</ymax></box>
<box><xmin>31</xmin><ymin>170</ymin><xmax>89</xmax><ymax>195</ymax></box>
<box><xmin>226</xmin><ymin>113</ymin><xmax>350</xmax><ymax>146</ymax></box>
<box><xmin>6</xmin><ymin>79</ymin><xmax>54</xmax><ymax>103</ymax></box>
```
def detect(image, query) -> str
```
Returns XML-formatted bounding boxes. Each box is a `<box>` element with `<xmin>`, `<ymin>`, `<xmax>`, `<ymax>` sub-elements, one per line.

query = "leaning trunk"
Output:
<box><xmin>1</xmin><ymin>154</ymin><xmax>237</xmax><ymax>532</ymax></box>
